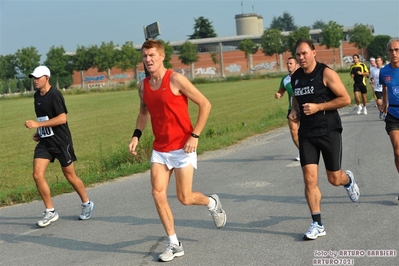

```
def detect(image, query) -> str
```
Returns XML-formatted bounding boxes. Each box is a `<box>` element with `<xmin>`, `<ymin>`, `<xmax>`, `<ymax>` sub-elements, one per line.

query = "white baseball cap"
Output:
<box><xmin>29</xmin><ymin>66</ymin><xmax>51</xmax><ymax>78</ymax></box>
<box><xmin>370</xmin><ymin>57</ymin><xmax>376</xmax><ymax>61</ymax></box>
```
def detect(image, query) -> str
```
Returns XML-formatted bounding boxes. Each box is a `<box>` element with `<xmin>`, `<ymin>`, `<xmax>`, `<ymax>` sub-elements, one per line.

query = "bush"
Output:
<box><xmin>128</xmin><ymin>80</ymin><xmax>138</xmax><ymax>89</ymax></box>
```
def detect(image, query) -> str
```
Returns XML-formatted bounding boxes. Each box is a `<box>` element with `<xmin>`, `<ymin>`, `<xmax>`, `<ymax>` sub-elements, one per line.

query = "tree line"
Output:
<box><xmin>0</xmin><ymin>14</ymin><xmax>391</xmax><ymax>94</ymax></box>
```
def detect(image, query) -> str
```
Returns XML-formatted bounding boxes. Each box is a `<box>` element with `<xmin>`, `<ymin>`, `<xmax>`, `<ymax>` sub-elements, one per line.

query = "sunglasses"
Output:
<box><xmin>388</xmin><ymin>48</ymin><xmax>399</xmax><ymax>53</ymax></box>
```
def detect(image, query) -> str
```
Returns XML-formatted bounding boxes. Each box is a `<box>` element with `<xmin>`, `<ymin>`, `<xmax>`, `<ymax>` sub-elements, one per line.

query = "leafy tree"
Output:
<box><xmin>56</xmin><ymin>75</ymin><xmax>73</xmax><ymax>90</ymax></box>
<box><xmin>368</xmin><ymin>35</ymin><xmax>392</xmax><ymax>62</ymax></box>
<box><xmin>159</xmin><ymin>40</ymin><xmax>173</xmax><ymax>69</ymax></box>
<box><xmin>287</xmin><ymin>26</ymin><xmax>311</xmax><ymax>56</ymax></box>
<box><xmin>44</xmin><ymin>46</ymin><xmax>72</xmax><ymax>89</ymax></box>
<box><xmin>95</xmin><ymin>41</ymin><xmax>117</xmax><ymax>85</ymax></box>
<box><xmin>238</xmin><ymin>39</ymin><xmax>259</xmax><ymax>71</ymax></box>
<box><xmin>73</xmin><ymin>45</ymin><xmax>98</xmax><ymax>88</ymax></box>
<box><xmin>0</xmin><ymin>54</ymin><xmax>17</xmax><ymax>93</ymax></box>
<box><xmin>178</xmin><ymin>41</ymin><xmax>199</xmax><ymax>79</ymax></box>
<box><xmin>15</xmin><ymin>46</ymin><xmax>41</xmax><ymax>90</ymax></box>
<box><xmin>115</xmin><ymin>41</ymin><xmax>141</xmax><ymax>82</ymax></box>
<box><xmin>188</xmin><ymin>16</ymin><xmax>217</xmax><ymax>39</ymax></box>
<box><xmin>321</xmin><ymin>21</ymin><xmax>344</xmax><ymax>69</ymax></box>
<box><xmin>312</xmin><ymin>20</ymin><xmax>327</xmax><ymax>30</ymax></box>
<box><xmin>260</xmin><ymin>28</ymin><xmax>287</xmax><ymax>66</ymax></box>
<box><xmin>210</xmin><ymin>52</ymin><xmax>219</xmax><ymax>72</ymax></box>
<box><xmin>348</xmin><ymin>23</ymin><xmax>375</xmax><ymax>58</ymax></box>
<box><xmin>270</xmin><ymin>12</ymin><xmax>297</xmax><ymax>32</ymax></box>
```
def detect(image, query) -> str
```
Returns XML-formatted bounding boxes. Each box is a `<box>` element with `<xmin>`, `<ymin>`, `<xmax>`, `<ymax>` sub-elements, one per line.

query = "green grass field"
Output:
<box><xmin>0</xmin><ymin>73</ymin><xmax>364</xmax><ymax>206</ymax></box>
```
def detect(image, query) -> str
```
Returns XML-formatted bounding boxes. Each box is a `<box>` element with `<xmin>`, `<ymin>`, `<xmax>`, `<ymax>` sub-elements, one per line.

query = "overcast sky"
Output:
<box><xmin>1</xmin><ymin>0</ymin><xmax>398</xmax><ymax>62</ymax></box>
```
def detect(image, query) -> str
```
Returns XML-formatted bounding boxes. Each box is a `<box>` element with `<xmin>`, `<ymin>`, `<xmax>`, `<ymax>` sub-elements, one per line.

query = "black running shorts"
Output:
<box><xmin>353</xmin><ymin>84</ymin><xmax>367</xmax><ymax>94</ymax></box>
<box><xmin>299</xmin><ymin>130</ymin><xmax>342</xmax><ymax>172</ymax></box>
<box><xmin>34</xmin><ymin>143</ymin><xmax>77</xmax><ymax>167</ymax></box>
<box><xmin>374</xmin><ymin>91</ymin><xmax>382</xmax><ymax>100</ymax></box>
<box><xmin>385</xmin><ymin>112</ymin><xmax>399</xmax><ymax>135</ymax></box>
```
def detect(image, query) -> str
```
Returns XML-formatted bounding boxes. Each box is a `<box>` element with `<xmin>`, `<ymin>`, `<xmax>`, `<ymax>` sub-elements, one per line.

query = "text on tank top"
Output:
<box><xmin>291</xmin><ymin>62</ymin><xmax>342</xmax><ymax>137</ymax></box>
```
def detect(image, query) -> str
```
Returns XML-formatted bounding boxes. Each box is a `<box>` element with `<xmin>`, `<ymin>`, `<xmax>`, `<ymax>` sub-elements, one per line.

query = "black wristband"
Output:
<box><xmin>191</xmin><ymin>133</ymin><xmax>200</xmax><ymax>138</ymax></box>
<box><xmin>132</xmin><ymin>129</ymin><xmax>142</xmax><ymax>140</ymax></box>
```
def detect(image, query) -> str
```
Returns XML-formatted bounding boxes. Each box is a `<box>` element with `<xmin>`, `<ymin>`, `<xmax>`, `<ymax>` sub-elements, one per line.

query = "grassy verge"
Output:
<box><xmin>0</xmin><ymin>73</ymin><xmax>370</xmax><ymax>206</ymax></box>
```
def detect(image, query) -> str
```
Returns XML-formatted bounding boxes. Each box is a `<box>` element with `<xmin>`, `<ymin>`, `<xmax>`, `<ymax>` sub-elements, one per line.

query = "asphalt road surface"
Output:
<box><xmin>1</xmin><ymin>103</ymin><xmax>398</xmax><ymax>266</ymax></box>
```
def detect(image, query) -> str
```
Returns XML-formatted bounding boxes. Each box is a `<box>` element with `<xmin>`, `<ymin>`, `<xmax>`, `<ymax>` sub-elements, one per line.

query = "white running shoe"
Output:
<box><xmin>79</xmin><ymin>200</ymin><xmax>95</xmax><ymax>220</ymax></box>
<box><xmin>158</xmin><ymin>242</ymin><xmax>184</xmax><ymax>262</ymax></box>
<box><xmin>363</xmin><ymin>106</ymin><xmax>367</xmax><ymax>115</ymax></box>
<box><xmin>303</xmin><ymin>221</ymin><xmax>326</xmax><ymax>240</ymax></box>
<box><xmin>208</xmin><ymin>194</ymin><xmax>226</xmax><ymax>228</ymax></box>
<box><xmin>37</xmin><ymin>211</ymin><xmax>59</xmax><ymax>227</ymax></box>
<box><xmin>295</xmin><ymin>152</ymin><xmax>300</xmax><ymax>161</ymax></box>
<box><xmin>356</xmin><ymin>105</ymin><xmax>362</xmax><ymax>114</ymax></box>
<box><xmin>345</xmin><ymin>170</ymin><xmax>360</xmax><ymax>202</ymax></box>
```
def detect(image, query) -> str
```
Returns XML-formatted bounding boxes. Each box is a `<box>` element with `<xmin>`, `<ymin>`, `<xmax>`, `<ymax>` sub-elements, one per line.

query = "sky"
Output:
<box><xmin>1</xmin><ymin>0</ymin><xmax>399</xmax><ymax>62</ymax></box>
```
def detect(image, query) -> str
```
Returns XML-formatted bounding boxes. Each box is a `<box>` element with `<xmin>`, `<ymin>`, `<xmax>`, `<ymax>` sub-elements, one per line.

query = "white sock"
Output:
<box><xmin>168</xmin><ymin>234</ymin><xmax>179</xmax><ymax>245</ymax></box>
<box><xmin>82</xmin><ymin>200</ymin><xmax>90</xmax><ymax>206</ymax></box>
<box><xmin>46</xmin><ymin>208</ymin><xmax>55</xmax><ymax>213</ymax></box>
<box><xmin>207</xmin><ymin>197</ymin><xmax>216</xmax><ymax>210</ymax></box>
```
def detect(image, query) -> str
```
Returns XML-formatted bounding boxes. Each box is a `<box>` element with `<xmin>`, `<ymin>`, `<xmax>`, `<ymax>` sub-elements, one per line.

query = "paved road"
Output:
<box><xmin>1</xmin><ymin>103</ymin><xmax>398</xmax><ymax>266</ymax></box>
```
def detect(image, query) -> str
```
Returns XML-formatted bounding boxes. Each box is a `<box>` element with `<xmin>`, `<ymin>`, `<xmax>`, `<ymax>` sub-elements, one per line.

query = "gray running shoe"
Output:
<box><xmin>208</xmin><ymin>194</ymin><xmax>226</xmax><ymax>228</ymax></box>
<box><xmin>303</xmin><ymin>221</ymin><xmax>326</xmax><ymax>240</ymax></box>
<box><xmin>345</xmin><ymin>170</ymin><xmax>360</xmax><ymax>202</ymax></box>
<box><xmin>158</xmin><ymin>242</ymin><xmax>184</xmax><ymax>262</ymax></box>
<box><xmin>37</xmin><ymin>211</ymin><xmax>59</xmax><ymax>227</ymax></box>
<box><xmin>79</xmin><ymin>200</ymin><xmax>95</xmax><ymax>220</ymax></box>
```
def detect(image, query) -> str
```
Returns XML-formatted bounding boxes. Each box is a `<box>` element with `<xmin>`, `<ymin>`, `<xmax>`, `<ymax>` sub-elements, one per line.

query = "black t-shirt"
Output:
<box><xmin>291</xmin><ymin>62</ymin><xmax>342</xmax><ymax>137</ymax></box>
<box><xmin>34</xmin><ymin>87</ymin><xmax>73</xmax><ymax>147</ymax></box>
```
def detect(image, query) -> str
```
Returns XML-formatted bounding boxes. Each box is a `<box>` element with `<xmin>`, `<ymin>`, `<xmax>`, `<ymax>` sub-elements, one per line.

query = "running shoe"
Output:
<box><xmin>79</xmin><ymin>200</ymin><xmax>95</xmax><ymax>220</ymax></box>
<box><xmin>158</xmin><ymin>242</ymin><xmax>184</xmax><ymax>262</ymax></box>
<box><xmin>303</xmin><ymin>221</ymin><xmax>326</xmax><ymax>240</ymax></box>
<box><xmin>208</xmin><ymin>194</ymin><xmax>226</xmax><ymax>228</ymax></box>
<box><xmin>295</xmin><ymin>152</ymin><xmax>300</xmax><ymax>161</ymax></box>
<box><xmin>379</xmin><ymin>111</ymin><xmax>383</xmax><ymax>119</ymax></box>
<box><xmin>356</xmin><ymin>105</ymin><xmax>362</xmax><ymax>115</ymax></box>
<box><xmin>344</xmin><ymin>170</ymin><xmax>360</xmax><ymax>202</ymax></box>
<box><xmin>363</xmin><ymin>106</ymin><xmax>367</xmax><ymax>115</ymax></box>
<box><xmin>37</xmin><ymin>211</ymin><xmax>59</xmax><ymax>227</ymax></box>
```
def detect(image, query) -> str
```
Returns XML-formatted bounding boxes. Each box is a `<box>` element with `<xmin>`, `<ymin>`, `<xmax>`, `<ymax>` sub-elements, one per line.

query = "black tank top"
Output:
<box><xmin>291</xmin><ymin>62</ymin><xmax>342</xmax><ymax>137</ymax></box>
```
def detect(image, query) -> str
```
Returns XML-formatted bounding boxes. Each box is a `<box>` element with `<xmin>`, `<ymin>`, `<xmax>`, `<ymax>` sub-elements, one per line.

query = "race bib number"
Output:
<box><xmin>37</xmin><ymin>116</ymin><xmax>54</xmax><ymax>138</ymax></box>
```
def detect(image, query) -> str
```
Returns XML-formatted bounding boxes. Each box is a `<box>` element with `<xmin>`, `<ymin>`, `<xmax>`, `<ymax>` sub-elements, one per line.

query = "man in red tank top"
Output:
<box><xmin>128</xmin><ymin>40</ymin><xmax>226</xmax><ymax>262</ymax></box>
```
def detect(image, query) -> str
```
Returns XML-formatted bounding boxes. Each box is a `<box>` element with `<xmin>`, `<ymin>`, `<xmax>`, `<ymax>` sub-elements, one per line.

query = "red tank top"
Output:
<box><xmin>143</xmin><ymin>70</ymin><xmax>193</xmax><ymax>152</ymax></box>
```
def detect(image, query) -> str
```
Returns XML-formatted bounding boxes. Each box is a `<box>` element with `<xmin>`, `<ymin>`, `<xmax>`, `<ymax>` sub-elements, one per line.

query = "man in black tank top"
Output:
<box><xmin>289</xmin><ymin>39</ymin><xmax>360</xmax><ymax>240</ymax></box>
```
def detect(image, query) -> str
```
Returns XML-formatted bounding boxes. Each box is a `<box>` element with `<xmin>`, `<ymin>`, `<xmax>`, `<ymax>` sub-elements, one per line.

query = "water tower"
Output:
<box><xmin>235</xmin><ymin>13</ymin><xmax>264</xmax><ymax>35</ymax></box>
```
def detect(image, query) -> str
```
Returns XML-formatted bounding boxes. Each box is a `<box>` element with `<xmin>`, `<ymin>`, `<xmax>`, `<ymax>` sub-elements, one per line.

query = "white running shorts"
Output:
<box><xmin>151</xmin><ymin>149</ymin><xmax>197</xmax><ymax>170</ymax></box>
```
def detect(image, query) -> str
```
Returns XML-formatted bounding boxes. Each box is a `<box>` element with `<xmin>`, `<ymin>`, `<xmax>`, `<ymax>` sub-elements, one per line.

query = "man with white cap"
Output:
<box><xmin>25</xmin><ymin>65</ymin><xmax>94</xmax><ymax>227</ymax></box>
<box><xmin>369</xmin><ymin>57</ymin><xmax>377</xmax><ymax>71</ymax></box>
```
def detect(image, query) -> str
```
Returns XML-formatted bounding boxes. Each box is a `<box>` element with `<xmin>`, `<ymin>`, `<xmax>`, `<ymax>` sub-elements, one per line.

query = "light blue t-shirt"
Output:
<box><xmin>379</xmin><ymin>64</ymin><xmax>399</xmax><ymax>118</ymax></box>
